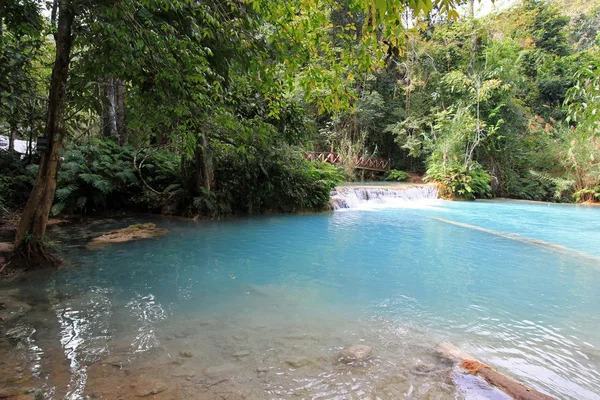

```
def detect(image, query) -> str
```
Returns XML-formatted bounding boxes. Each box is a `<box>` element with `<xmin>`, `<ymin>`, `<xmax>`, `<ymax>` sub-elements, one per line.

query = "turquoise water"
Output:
<box><xmin>3</xmin><ymin>197</ymin><xmax>600</xmax><ymax>399</ymax></box>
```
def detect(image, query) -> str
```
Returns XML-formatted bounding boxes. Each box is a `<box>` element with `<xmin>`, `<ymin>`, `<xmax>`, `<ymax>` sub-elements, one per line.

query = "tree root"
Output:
<box><xmin>3</xmin><ymin>242</ymin><xmax>62</xmax><ymax>278</ymax></box>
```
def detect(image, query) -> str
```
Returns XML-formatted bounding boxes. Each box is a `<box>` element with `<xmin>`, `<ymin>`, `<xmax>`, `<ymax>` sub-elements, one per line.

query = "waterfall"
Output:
<box><xmin>331</xmin><ymin>185</ymin><xmax>439</xmax><ymax>210</ymax></box>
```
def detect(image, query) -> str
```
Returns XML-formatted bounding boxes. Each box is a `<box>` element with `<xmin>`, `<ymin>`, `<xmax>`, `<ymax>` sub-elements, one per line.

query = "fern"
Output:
<box><xmin>529</xmin><ymin>170</ymin><xmax>574</xmax><ymax>200</ymax></box>
<box><xmin>52</xmin><ymin>140</ymin><xmax>183</xmax><ymax>215</ymax></box>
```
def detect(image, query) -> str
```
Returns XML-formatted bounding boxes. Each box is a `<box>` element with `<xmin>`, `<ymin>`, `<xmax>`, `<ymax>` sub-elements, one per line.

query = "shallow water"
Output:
<box><xmin>1</xmin><ymin>196</ymin><xmax>600</xmax><ymax>399</ymax></box>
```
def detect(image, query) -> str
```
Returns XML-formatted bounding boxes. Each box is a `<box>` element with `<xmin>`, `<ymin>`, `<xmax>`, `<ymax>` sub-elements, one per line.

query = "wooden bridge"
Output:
<box><xmin>302</xmin><ymin>151</ymin><xmax>391</xmax><ymax>172</ymax></box>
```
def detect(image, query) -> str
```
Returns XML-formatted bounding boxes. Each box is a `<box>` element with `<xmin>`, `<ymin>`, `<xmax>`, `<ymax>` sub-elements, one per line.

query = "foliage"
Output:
<box><xmin>559</xmin><ymin>126</ymin><xmax>600</xmax><ymax>202</ymax></box>
<box><xmin>0</xmin><ymin>0</ymin><xmax>49</xmax><ymax>144</ymax></box>
<box><xmin>307</xmin><ymin>162</ymin><xmax>346</xmax><ymax>188</ymax></box>
<box><xmin>426</xmin><ymin>164</ymin><xmax>493</xmax><ymax>200</ymax></box>
<box><xmin>384</xmin><ymin>169</ymin><xmax>409</xmax><ymax>182</ymax></box>
<box><xmin>204</xmin><ymin>146</ymin><xmax>342</xmax><ymax>217</ymax></box>
<box><xmin>0</xmin><ymin>150</ymin><xmax>35</xmax><ymax>212</ymax></box>
<box><xmin>50</xmin><ymin>140</ymin><xmax>185</xmax><ymax>215</ymax></box>
<box><xmin>51</xmin><ymin>141</ymin><xmax>140</xmax><ymax>215</ymax></box>
<box><xmin>3</xmin><ymin>0</ymin><xmax>600</xmax><ymax>231</ymax></box>
<box><xmin>566</xmin><ymin>57</ymin><xmax>600</xmax><ymax>134</ymax></box>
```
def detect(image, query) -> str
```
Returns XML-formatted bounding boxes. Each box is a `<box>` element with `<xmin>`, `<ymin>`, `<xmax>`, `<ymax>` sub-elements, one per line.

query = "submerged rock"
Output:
<box><xmin>412</xmin><ymin>362</ymin><xmax>438</xmax><ymax>375</ymax></box>
<box><xmin>135</xmin><ymin>381</ymin><xmax>167</xmax><ymax>397</ymax></box>
<box><xmin>338</xmin><ymin>344</ymin><xmax>372</xmax><ymax>364</ymax></box>
<box><xmin>179</xmin><ymin>351</ymin><xmax>193</xmax><ymax>358</ymax></box>
<box><xmin>232</xmin><ymin>350</ymin><xmax>250</xmax><ymax>358</ymax></box>
<box><xmin>285</xmin><ymin>356</ymin><xmax>310</xmax><ymax>368</ymax></box>
<box><xmin>101</xmin><ymin>355</ymin><xmax>127</xmax><ymax>368</ymax></box>
<box><xmin>87</xmin><ymin>223</ymin><xmax>169</xmax><ymax>249</ymax></box>
<box><xmin>0</xmin><ymin>387</ymin><xmax>22</xmax><ymax>398</ymax></box>
<box><xmin>204</xmin><ymin>363</ymin><xmax>239</xmax><ymax>379</ymax></box>
<box><xmin>0</xmin><ymin>289</ymin><xmax>31</xmax><ymax>323</ymax></box>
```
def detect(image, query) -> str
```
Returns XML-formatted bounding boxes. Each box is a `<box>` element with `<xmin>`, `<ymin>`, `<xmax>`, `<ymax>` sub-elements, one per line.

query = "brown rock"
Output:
<box><xmin>135</xmin><ymin>382</ymin><xmax>167</xmax><ymax>397</ymax></box>
<box><xmin>0</xmin><ymin>387</ymin><xmax>22</xmax><ymax>398</ymax></box>
<box><xmin>285</xmin><ymin>356</ymin><xmax>310</xmax><ymax>368</ymax></box>
<box><xmin>203</xmin><ymin>364</ymin><xmax>238</xmax><ymax>379</ymax></box>
<box><xmin>87</xmin><ymin>223</ymin><xmax>168</xmax><ymax>249</ymax></box>
<box><xmin>0</xmin><ymin>242</ymin><xmax>13</xmax><ymax>255</ymax></box>
<box><xmin>338</xmin><ymin>345</ymin><xmax>372</xmax><ymax>364</ymax></box>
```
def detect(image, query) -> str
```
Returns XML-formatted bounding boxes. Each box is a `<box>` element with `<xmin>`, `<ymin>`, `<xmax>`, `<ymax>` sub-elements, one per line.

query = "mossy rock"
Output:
<box><xmin>87</xmin><ymin>223</ymin><xmax>169</xmax><ymax>249</ymax></box>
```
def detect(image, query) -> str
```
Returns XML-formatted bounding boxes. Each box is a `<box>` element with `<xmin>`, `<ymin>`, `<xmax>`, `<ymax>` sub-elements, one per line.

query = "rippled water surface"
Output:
<box><xmin>1</xmin><ymin>197</ymin><xmax>600</xmax><ymax>399</ymax></box>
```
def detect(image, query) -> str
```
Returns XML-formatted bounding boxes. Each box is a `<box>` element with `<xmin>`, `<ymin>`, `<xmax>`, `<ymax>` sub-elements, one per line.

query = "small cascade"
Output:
<box><xmin>330</xmin><ymin>185</ymin><xmax>439</xmax><ymax>210</ymax></box>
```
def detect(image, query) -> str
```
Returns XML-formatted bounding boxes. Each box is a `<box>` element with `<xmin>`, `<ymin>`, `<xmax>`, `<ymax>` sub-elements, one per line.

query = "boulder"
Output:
<box><xmin>338</xmin><ymin>345</ymin><xmax>372</xmax><ymax>364</ymax></box>
<box><xmin>203</xmin><ymin>363</ymin><xmax>238</xmax><ymax>379</ymax></box>
<box><xmin>87</xmin><ymin>223</ymin><xmax>168</xmax><ymax>249</ymax></box>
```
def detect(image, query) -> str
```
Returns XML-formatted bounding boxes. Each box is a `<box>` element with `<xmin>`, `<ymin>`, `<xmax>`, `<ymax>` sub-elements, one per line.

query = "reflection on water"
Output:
<box><xmin>0</xmin><ymin>199</ymin><xmax>599</xmax><ymax>399</ymax></box>
<box><xmin>127</xmin><ymin>293</ymin><xmax>167</xmax><ymax>352</ymax></box>
<box><xmin>5</xmin><ymin>323</ymin><xmax>44</xmax><ymax>377</ymax></box>
<box><xmin>54</xmin><ymin>289</ymin><xmax>112</xmax><ymax>399</ymax></box>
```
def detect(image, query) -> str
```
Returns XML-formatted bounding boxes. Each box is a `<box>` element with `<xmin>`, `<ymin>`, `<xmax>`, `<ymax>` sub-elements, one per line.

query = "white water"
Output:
<box><xmin>331</xmin><ymin>185</ymin><xmax>440</xmax><ymax>210</ymax></box>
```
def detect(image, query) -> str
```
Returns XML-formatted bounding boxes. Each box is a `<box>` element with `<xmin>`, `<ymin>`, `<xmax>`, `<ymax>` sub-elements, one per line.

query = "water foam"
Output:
<box><xmin>331</xmin><ymin>185</ymin><xmax>439</xmax><ymax>210</ymax></box>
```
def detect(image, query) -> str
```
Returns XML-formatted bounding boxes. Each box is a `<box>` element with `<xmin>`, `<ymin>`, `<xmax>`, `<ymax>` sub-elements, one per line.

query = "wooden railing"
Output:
<box><xmin>302</xmin><ymin>151</ymin><xmax>391</xmax><ymax>172</ymax></box>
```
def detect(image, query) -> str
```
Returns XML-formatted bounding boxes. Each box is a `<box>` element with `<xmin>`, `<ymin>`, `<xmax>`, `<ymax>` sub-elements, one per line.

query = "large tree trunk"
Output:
<box><xmin>181</xmin><ymin>133</ymin><xmax>214</xmax><ymax>198</ymax></box>
<box><xmin>102</xmin><ymin>77</ymin><xmax>118</xmax><ymax>137</ymax></box>
<box><xmin>115</xmin><ymin>78</ymin><xmax>126</xmax><ymax>144</ymax></box>
<box><xmin>102</xmin><ymin>78</ymin><xmax>126</xmax><ymax>143</ymax></box>
<box><xmin>12</xmin><ymin>0</ymin><xmax>75</xmax><ymax>267</ymax></box>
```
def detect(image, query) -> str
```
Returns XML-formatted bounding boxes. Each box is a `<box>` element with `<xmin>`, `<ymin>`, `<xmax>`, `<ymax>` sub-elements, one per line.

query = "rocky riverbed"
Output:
<box><xmin>0</xmin><ymin>285</ymin><xmax>506</xmax><ymax>400</ymax></box>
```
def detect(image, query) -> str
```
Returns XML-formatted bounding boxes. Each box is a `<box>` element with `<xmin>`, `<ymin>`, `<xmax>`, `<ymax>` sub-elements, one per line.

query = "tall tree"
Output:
<box><xmin>13</xmin><ymin>0</ymin><xmax>74</xmax><ymax>265</ymax></box>
<box><xmin>9</xmin><ymin>0</ymin><xmax>460</xmax><ymax>268</ymax></box>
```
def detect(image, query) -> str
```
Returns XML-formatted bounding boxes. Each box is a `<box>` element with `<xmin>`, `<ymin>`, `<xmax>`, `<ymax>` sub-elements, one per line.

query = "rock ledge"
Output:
<box><xmin>88</xmin><ymin>223</ymin><xmax>168</xmax><ymax>248</ymax></box>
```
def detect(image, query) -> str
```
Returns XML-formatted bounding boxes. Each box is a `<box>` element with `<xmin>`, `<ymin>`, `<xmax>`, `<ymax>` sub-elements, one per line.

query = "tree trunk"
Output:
<box><xmin>181</xmin><ymin>133</ymin><xmax>214</xmax><ymax>198</ymax></box>
<box><xmin>8</xmin><ymin>123</ymin><xmax>16</xmax><ymax>152</ymax></box>
<box><xmin>13</xmin><ymin>0</ymin><xmax>75</xmax><ymax>266</ymax></box>
<box><xmin>102</xmin><ymin>77</ymin><xmax>118</xmax><ymax>137</ymax></box>
<box><xmin>115</xmin><ymin>79</ymin><xmax>126</xmax><ymax>144</ymax></box>
<box><xmin>25</xmin><ymin>99</ymin><xmax>35</xmax><ymax>163</ymax></box>
<box><xmin>200</xmin><ymin>133</ymin><xmax>213</xmax><ymax>192</ymax></box>
<box><xmin>469</xmin><ymin>0</ymin><xmax>477</xmax><ymax>73</ymax></box>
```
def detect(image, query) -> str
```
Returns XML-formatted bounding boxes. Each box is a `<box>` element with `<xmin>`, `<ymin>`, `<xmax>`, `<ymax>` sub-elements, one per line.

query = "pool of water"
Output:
<box><xmin>1</xmin><ymin>197</ymin><xmax>600</xmax><ymax>399</ymax></box>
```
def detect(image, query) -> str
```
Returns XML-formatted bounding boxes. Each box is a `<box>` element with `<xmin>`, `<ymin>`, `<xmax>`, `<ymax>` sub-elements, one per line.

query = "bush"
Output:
<box><xmin>205</xmin><ymin>147</ymin><xmax>343</xmax><ymax>216</ymax></box>
<box><xmin>52</xmin><ymin>140</ymin><xmax>141</xmax><ymax>215</ymax></box>
<box><xmin>426</xmin><ymin>164</ymin><xmax>493</xmax><ymax>200</ymax></box>
<box><xmin>4</xmin><ymin>138</ymin><xmax>343</xmax><ymax>218</ymax></box>
<box><xmin>52</xmin><ymin>140</ymin><xmax>183</xmax><ymax>215</ymax></box>
<box><xmin>384</xmin><ymin>169</ymin><xmax>409</xmax><ymax>182</ymax></box>
<box><xmin>0</xmin><ymin>150</ymin><xmax>36</xmax><ymax>214</ymax></box>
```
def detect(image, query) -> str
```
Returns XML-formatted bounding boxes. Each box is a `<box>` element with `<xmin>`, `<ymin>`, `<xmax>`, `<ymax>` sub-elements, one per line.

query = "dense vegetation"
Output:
<box><xmin>0</xmin><ymin>0</ymin><xmax>599</xmax><ymax>267</ymax></box>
